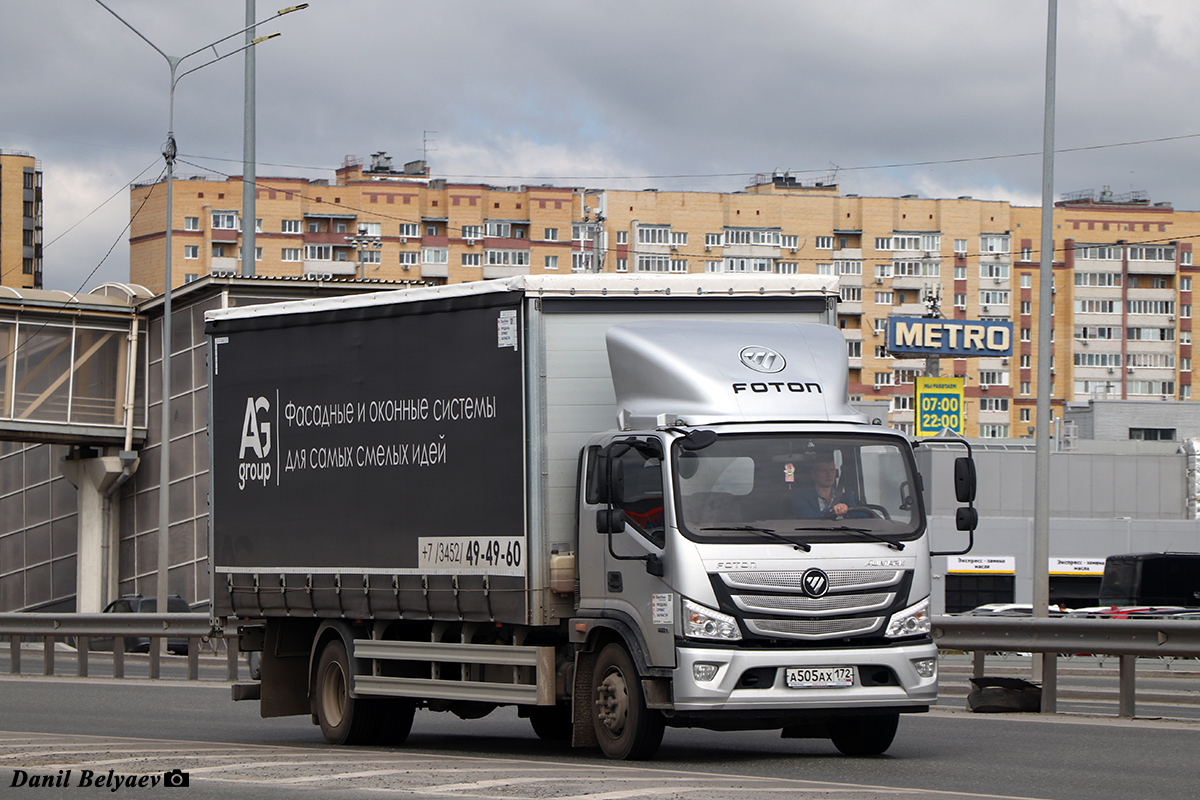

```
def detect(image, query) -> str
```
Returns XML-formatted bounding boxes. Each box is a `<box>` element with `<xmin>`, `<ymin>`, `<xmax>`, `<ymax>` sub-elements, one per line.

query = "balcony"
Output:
<box><xmin>419</xmin><ymin>262</ymin><xmax>449</xmax><ymax>278</ymax></box>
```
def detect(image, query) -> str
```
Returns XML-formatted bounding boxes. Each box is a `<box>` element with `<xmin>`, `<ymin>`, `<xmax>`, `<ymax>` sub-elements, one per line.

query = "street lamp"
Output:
<box><xmin>94</xmin><ymin>2</ymin><xmax>307</xmax><ymax>643</ymax></box>
<box><xmin>345</xmin><ymin>226</ymin><xmax>383</xmax><ymax>280</ymax></box>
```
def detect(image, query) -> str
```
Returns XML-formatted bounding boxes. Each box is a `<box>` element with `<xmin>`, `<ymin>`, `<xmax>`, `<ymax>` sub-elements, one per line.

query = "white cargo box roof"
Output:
<box><xmin>205</xmin><ymin>274</ymin><xmax>839</xmax><ymax>324</ymax></box>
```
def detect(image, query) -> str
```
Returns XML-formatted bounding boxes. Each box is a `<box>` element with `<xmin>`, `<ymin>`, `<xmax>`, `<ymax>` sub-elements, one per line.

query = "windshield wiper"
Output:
<box><xmin>793</xmin><ymin>525</ymin><xmax>905</xmax><ymax>551</ymax></box>
<box><xmin>701</xmin><ymin>525</ymin><xmax>811</xmax><ymax>552</ymax></box>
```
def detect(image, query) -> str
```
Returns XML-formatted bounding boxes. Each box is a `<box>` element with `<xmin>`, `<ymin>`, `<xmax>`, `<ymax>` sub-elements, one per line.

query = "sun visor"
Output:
<box><xmin>606</xmin><ymin>321</ymin><xmax>866</xmax><ymax>429</ymax></box>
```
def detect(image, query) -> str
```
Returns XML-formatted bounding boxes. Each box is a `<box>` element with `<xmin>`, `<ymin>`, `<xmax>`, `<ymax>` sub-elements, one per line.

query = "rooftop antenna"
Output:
<box><xmin>423</xmin><ymin>130</ymin><xmax>438</xmax><ymax>163</ymax></box>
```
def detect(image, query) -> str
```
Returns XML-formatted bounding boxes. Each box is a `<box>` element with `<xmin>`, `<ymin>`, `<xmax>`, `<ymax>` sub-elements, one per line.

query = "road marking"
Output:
<box><xmin>0</xmin><ymin>729</ymin><xmax>1064</xmax><ymax>800</ymax></box>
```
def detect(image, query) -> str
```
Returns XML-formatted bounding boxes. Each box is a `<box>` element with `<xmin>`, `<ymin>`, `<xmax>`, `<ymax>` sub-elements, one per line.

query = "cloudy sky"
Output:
<box><xmin>3</xmin><ymin>0</ymin><xmax>1198</xmax><ymax>292</ymax></box>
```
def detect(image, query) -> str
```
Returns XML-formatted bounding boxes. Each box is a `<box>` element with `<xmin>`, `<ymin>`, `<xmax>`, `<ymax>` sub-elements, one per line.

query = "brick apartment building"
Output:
<box><xmin>128</xmin><ymin>154</ymin><xmax>1200</xmax><ymax>438</ymax></box>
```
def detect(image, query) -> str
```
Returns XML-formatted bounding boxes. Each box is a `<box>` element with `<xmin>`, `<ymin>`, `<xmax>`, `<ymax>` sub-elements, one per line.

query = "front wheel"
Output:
<box><xmin>829</xmin><ymin>712</ymin><xmax>899</xmax><ymax>756</ymax></box>
<box><xmin>591</xmin><ymin>643</ymin><xmax>664</xmax><ymax>760</ymax></box>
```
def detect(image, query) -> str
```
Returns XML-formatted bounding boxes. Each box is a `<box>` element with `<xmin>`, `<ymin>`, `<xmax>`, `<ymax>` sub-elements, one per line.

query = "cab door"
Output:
<box><xmin>582</xmin><ymin>437</ymin><xmax>677</xmax><ymax>668</ymax></box>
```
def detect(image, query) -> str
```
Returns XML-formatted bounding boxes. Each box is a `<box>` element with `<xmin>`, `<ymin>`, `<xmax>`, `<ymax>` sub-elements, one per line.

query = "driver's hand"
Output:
<box><xmin>832</xmin><ymin>502</ymin><xmax>848</xmax><ymax>517</ymax></box>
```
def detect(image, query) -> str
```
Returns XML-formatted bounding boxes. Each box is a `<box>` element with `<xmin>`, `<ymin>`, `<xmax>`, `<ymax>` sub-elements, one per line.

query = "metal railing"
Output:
<box><xmin>932</xmin><ymin>615</ymin><xmax>1200</xmax><ymax>717</ymax></box>
<box><xmin>0</xmin><ymin>613</ymin><xmax>238</xmax><ymax>682</ymax></box>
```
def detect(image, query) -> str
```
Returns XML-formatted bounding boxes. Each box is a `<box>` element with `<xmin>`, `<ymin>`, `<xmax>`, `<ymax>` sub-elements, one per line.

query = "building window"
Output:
<box><xmin>980</xmin><ymin>235</ymin><xmax>1010</xmax><ymax>253</ymax></box>
<box><xmin>1128</xmin><ymin>245</ymin><xmax>1175</xmax><ymax>261</ymax></box>
<box><xmin>782</xmin><ymin>234</ymin><xmax>800</xmax><ymax>250</ymax></box>
<box><xmin>979</xmin><ymin>424</ymin><xmax>1009</xmax><ymax>438</ymax></box>
<box><xmin>1183</xmin><ymin>304</ymin><xmax>1193</xmax><ymax>318</ymax></box>
<box><xmin>183</xmin><ymin>274</ymin><xmax>199</xmax><ymax>283</ymax></box>
<box><xmin>705</xmin><ymin>233</ymin><xmax>721</xmax><ymax>247</ymax></box>
<box><xmin>816</xmin><ymin>263</ymin><xmax>834</xmax><ymax>275</ymax></box>
<box><xmin>671</xmin><ymin>231</ymin><xmax>688</xmax><ymax>246</ymax></box>
<box><xmin>426</xmin><ymin>225</ymin><xmax>439</xmax><ymax>236</ymax></box>
<box><xmin>460</xmin><ymin>225</ymin><xmax>481</xmax><ymax>241</ymax></box>
<box><xmin>847</xmin><ymin>340</ymin><xmax>862</xmax><ymax>359</ymax></box>
<box><xmin>670</xmin><ymin>259</ymin><xmax>688</xmax><ymax>273</ymax></box>
<box><xmin>979</xmin><ymin>397</ymin><xmax>1009</xmax><ymax>411</ymax></box>
<box><xmin>1020</xmin><ymin>354</ymin><xmax>1031</xmax><ymax>368</ymax></box>
<box><xmin>462</xmin><ymin>253</ymin><xmax>481</xmax><ymax>267</ymax></box>
<box><xmin>184</xmin><ymin>245</ymin><xmax>198</xmax><ymax>260</ymax></box>
<box><xmin>398</xmin><ymin>252</ymin><xmax>418</xmax><ymax>266</ymax></box>
<box><xmin>980</xmin><ymin>263</ymin><xmax>1009</xmax><ymax>280</ymax></box>
<box><xmin>1181</xmin><ymin>331</ymin><xmax>1192</xmax><ymax>345</ymax></box>
<box><xmin>891</xmin><ymin>395</ymin><xmax>914</xmax><ymax>411</ymax></box>
<box><xmin>874</xmin><ymin>291</ymin><xmax>894</xmax><ymax>305</ymax></box>
<box><xmin>184</xmin><ymin>216</ymin><xmax>199</xmax><ymax>231</ymax></box>
<box><xmin>776</xmin><ymin>262</ymin><xmax>798</xmax><ymax>274</ymax></box>
<box><xmin>637</xmin><ymin>255</ymin><xmax>671</xmax><ymax>272</ymax></box>
<box><xmin>1020</xmin><ymin>381</ymin><xmax>1031</xmax><ymax>395</ymax></box>
<box><xmin>486</xmin><ymin>249</ymin><xmax>530</xmax><ymax>266</ymax></box>
<box><xmin>304</xmin><ymin>245</ymin><xmax>331</xmax><ymax>260</ymax></box>
<box><xmin>617</xmin><ymin>231</ymin><xmax>628</xmax><ymax>245</ymax></box>
<box><xmin>638</xmin><ymin>226</ymin><xmax>670</xmax><ymax>245</ymax></box>
<box><xmin>423</xmin><ymin>248</ymin><xmax>448</xmax><ymax>264</ymax></box>
<box><xmin>1021</xmin><ymin>327</ymin><xmax>1031</xmax><ymax>341</ymax></box>
<box><xmin>253</xmin><ymin>247</ymin><xmax>262</xmax><ymax>261</ymax></box>
<box><xmin>815</xmin><ymin>236</ymin><xmax>833</xmax><ymax>250</ymax></box>
<box><xmin>399</xmin><ymin>223</ymin><xmax>419</xmax><ymax>238</ymax></box>
<box><xmin>616</xmin><ymin>258</ymin><xmax>628</xmax><ymax>272</ymax></box>
<box><xmin>841</xmin><ymin>286</ymin><xmax>862</xmax><ymax>302</ymax></box>
<box><xmin>1020</xmin><ymin>301</ymin><xmax>1032</xmax><ymax>315</ymax></box>
<box><xmin>836</xmin><ymin>260</ymin><xmax>862</xmax><ymax>275</ymax></box>
<box><xmin>979</xmin><ymin>370</ymin><xmax>1007</xmax><ymax>386</ymax></box>
<box><xmin>873</xmin><ymin>372</ymin><xmax>893</xmax><ymax>386</ymax></box>
<box><xmin>705</xmin><ymin>260</ymin><xmax>723</xmax><ymax>273</ymax></box>
<box><xmin>954</xmin><ymin>265</ymin><xmax>966</xmax><ymax>280</ymax></box>
<box><xmin>573</xmin><ymin>252</ymin><xmax>594</xmax><ymax>272</ymax></box>
<box><xmin>359</xmin><ymin>249</ymin><xmax>381</xmax><ymax>264</ymax></box>
<box><xmin>544</xmin><ymin>228</ymin><xmax>558</xmax><ymax>241</ymax></box>
<box><xmin>1020</xmin><ymin>408</ymin><xmax>1031</xmax><ymax>422</ymax></box>
<box><xmin>282</xmin><ymin>219</ymin><xmax>301</xmax><ymax>233</ymax></box>
<box><xmin>1129</xmin><ymin>427</ymin><xmax>1176</xmax><ymax>441</ymax></box>
<box><xmin>1020</xmin><ymin>247</ymin><xmax>1032</xmax><ymax>261</ymax></box>
<box><xmin>334</xmin><ymin>222</ymin><xmax>348</xmax><ymax>234</ymax></box>
<box><xmin>874</xmin><ymin>318</ymin><xmax>888</xmax><ymax>335</ymax></box>
<box><xmin>308</xmin><ymin>221</ymin><xmax>322</xmax><ymax>233</ymax></box>
<box><xmin>212</xmin><ymin>212</ymin><xmax>237</xmax><ymax>230</ymax></box>
<box><xmin>485</xmin><ymin>221</ymin><xmax>511</xmax><ymax>238</ymax></box>
<box><xmin>544</xmin><ymin>255</ymin><xmax>559</xmax><ymax>270</ymax></box>
<box><xmin>954</xmin><ymin>239</ymin><xmax>967</xmax><ymax>254</ymax></box>
<box><xmin>281</xmin><ymin>248</ymin><xmax>301</xmax><ymax>262</ymax></box>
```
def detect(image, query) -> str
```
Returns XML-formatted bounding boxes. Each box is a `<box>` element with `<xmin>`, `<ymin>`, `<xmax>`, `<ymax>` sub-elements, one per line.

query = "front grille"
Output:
<box><xmin>732</xmin><ymin>592</ymin><xmax>894</xmax><ymax>617</ymax></box>
<box><xmin>746</xmin><ymin>617</ymin><xmax>884</xmax><ymax>640</ymax></box>
<box><xmin>721</xmin><ymin>570</ymin><xmax>903</xmax><ymax>593</ymax></box>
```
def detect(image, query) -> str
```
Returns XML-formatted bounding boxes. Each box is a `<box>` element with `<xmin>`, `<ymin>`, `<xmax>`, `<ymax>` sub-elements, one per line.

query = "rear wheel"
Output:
<box><xmin>371</xmin><ymin>698</ymin><xmax>416</xmax><ymax>746</ymax></box>
<box><xmin>591</xmin><ymin>643</ymin><xmax>664</xmax><ymax>760</ymax></box>
<box><xmin>528</xmin><ymin>704</ymin><xmax>573</xmax><ymax>742</ymax></box>
<box><xmin>314</xmin><ymin>639</ymin><xmax>377</xmax><ymax>745</ymax></box>
<box><xmin>829</xmin><ymin>713</ymin><xmax>899</xmax><ymax>756</ymax></box>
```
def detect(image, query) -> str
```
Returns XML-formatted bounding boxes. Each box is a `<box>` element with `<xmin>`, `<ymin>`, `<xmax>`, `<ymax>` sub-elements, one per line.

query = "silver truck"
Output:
<box><xmin>206</xmin><ymin>274</ymin><xmax>977</xmax><ymax>759</ymax></box>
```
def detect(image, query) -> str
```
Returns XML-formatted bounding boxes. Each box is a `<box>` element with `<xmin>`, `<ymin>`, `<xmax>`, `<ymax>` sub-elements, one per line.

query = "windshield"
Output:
<box><xmin>674</xmin><ymin>433</ymin><xmax>922</xmax><ymax>544</ymax></box>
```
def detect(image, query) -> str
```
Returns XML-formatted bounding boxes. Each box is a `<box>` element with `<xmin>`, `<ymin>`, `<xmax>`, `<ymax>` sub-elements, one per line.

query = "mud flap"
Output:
<box><xmin>571</xmin><ymin>648</ymin><xmax>599</xmax><ymax>747</ymax></box>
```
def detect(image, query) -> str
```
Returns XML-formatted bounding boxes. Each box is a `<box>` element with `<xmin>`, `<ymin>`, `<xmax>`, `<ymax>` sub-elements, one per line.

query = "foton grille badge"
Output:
<box><xmin>802</xmin><ymin>568</ymin><xmax>830</xmax><ymax>598</ymax></box>
<box><xmin>739</xmin><ymin>346</ymin><xmax>786</xmax><ymax>373</ymax></box>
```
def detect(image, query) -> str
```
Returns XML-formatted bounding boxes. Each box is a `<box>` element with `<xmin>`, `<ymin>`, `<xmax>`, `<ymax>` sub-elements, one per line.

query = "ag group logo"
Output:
<box><xmin>238</xmin><ymin>396</ymin><xmax>272</xmax><ymax>490</ymax></box>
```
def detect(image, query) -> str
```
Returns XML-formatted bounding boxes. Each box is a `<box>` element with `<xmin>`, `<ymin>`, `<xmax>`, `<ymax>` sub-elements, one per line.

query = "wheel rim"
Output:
<box><xmin>321</xmin><ymin>660</ymin><xmax>347</xmax><ymax>728</ymax></box>
<box><xmin>596</xmin><ymin>666</ymin><xmax>629</xmax><ymax>737</ymax></box>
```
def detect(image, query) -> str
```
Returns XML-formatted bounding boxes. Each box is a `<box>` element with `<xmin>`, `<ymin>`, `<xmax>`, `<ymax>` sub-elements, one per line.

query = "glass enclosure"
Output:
<box><xmin>674</xmin><ymin>433</ymin><xmax>923</xmax><ymax>546</ymax></box>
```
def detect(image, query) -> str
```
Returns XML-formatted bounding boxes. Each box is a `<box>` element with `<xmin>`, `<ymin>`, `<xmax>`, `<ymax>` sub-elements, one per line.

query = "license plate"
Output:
<box><xmin>786</xmin><ymin>666</ymin><xmax>854</xmax><ymax>688</ymax></box>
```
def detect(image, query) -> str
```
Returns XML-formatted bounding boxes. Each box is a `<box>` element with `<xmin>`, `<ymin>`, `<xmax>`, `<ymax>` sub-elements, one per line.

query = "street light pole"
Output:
<box><xmin>94</xmin><ymin>2</ymin><xmax>307</xmax><ymax>635</ymax></box>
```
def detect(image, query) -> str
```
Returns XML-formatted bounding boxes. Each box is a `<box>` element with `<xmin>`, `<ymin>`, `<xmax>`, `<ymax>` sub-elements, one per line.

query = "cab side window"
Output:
<box><xmin>585</xmin><ymin>443</ymin><xmax>665</xmax><ymax>548</ymax></box>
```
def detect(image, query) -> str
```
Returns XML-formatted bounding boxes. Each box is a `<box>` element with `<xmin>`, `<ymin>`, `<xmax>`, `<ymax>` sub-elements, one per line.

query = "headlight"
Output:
<box><xmin>886</xmin><ymin>597</ymin><xmax>931</xmax><ymax>638</ymax></box>
<box><xmin>683</xmin><ymin>598</ymin><xmax>742</xmax><ymax>641</ymax></box>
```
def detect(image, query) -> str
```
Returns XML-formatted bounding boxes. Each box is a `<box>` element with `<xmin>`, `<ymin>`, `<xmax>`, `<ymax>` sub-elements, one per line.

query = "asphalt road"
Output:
<box><xmin>2</xmin><ymin>676</ymin><xmax>1199</xmax><ymax>800</ymax></box>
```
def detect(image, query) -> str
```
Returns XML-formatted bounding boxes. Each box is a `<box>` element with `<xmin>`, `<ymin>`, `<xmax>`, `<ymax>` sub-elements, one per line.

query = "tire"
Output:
<box><xmin>370</xmin><ymin>698</ymin><xmax>416</xmax><ymax>746</ymax></box>
<box><xmin>590</xmin><ymin>643</ymin><xmax>664</xmax><ymax>760</ymax></box>
<box><xmin>314</xmin><ymin>638</ymin><xmax>377</xmax><ymax>745</ymax></box>
<box><xmin>528</xmin><ymin>704</ymin><xmax>573</xmax><ymax>742</ymax></box>
<box><xmin>829</xmin><ymin>713</ymin><xmax>899</xmax><ymax>756</ymax></box>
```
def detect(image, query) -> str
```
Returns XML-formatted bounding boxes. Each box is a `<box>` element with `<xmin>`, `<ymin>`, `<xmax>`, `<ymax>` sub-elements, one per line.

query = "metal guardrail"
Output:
<box><xmin>932</xmin><ymin>615</ymin><xmax>1200</xmax><ymax>717</ymax></box>
<box><xmin>0</xmin><ymin>613</ymin><xmax>238</xmax><ymax>682</ymax></box>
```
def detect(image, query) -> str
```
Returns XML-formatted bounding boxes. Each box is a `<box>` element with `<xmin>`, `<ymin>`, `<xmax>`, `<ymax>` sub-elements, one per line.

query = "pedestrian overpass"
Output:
<box><xmin>0</xmin><ymin>283</ymin><xmax>149</xmax><ymax>447</ymax></box>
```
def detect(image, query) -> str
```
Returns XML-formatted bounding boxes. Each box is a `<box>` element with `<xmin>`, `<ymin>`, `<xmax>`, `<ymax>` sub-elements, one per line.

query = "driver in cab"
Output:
<box><xmin>793</xmin><ymin>455</ymin><xmax>858</xmax><ymax>519</ymax></box>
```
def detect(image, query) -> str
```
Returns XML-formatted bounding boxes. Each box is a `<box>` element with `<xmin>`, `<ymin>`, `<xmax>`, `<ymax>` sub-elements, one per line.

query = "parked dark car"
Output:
<box><xmin>94</xmin><ymin>594</ymin><xmax>193</xmax><ymax>655</ymax></box>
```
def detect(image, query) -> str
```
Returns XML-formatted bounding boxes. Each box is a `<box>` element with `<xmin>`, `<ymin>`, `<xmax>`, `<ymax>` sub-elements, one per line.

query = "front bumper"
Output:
<box><xmin>672</xmin><ymin>640</ymin><xmax>937</xmax><ymax>711</ymax></box>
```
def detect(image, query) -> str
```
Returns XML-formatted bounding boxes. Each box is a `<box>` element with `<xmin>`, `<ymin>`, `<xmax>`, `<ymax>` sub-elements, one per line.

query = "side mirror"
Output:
<box><xmin>956</xmin><ymin>506</ymin><xmax>978</xmax><ymax>532</ymax></box>
<box><xmin>596</xmin><ymin>508</ymin><xmax>626</xmax><ymax>534</ymax></box>
<box><xmin>592</xmin><ymin>454</ymin><xmax>625</xmax><ymax>506</ymax></box>
<box><xmin>954</xmin><ymin>457</ymin><xmax>976</xmax><ymax>504</ymax></box>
